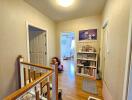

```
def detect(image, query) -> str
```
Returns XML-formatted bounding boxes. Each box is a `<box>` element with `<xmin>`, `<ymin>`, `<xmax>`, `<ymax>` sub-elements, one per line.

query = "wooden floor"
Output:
<box><xmin>58</xmin><ymin>60</ymin><xmax>103</xmax><ymax>100</ymax></box>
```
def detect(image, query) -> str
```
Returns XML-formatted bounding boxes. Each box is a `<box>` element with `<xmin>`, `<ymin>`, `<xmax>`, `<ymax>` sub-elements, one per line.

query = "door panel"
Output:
<box><xmin>101</xmin><ymin>27</ymin><xmax>108</xmax><ymax>79</ymax></box>
<box><xmin>29</xmin><ymin>30</ymin><xmax>47</xmax><ymax>66</ymax></box>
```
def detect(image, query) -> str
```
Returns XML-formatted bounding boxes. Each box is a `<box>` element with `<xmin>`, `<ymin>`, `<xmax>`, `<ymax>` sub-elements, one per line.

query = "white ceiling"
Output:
<box><xmin>25</xmin><ymin>0</ymin><xmax>106</xmax><ymax>22</ymax></box>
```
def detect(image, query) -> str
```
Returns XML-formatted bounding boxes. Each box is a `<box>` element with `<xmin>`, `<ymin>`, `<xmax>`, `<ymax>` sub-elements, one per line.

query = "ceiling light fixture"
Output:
<box><xmin>57</xmin><ymin>0</ymin><xmax>74</xmax><ymax>7</ymax></box>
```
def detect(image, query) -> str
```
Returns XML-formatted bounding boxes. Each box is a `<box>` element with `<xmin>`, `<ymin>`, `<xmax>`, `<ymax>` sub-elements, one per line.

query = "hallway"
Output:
<box><xmin>0</xmin><ymin>0</ymin><xmax>131</xmax><ymax>99</ymax></box>
<box><xmin>58</xmin><ymin>60</ymin><xmax>103</xmax><ymax>100</ymax></box>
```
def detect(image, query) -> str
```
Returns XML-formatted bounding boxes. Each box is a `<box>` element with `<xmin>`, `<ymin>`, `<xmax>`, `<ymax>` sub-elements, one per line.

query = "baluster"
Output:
<box><xmin>35</xmin><ymin>84</ymin><xmax>40</xmax><ymax>100</ymax></box>
<box><xmin>40</xmin><ymin>72</ymin><xmax>42</xmax><ymax>76</ymax></box>
<box><xmin>51</xmin><ymin>63</ymin><xmax>58</xmax><ymax>100</ymax></box>
<box><xmin>33</xmin><ymin>70</ymin><xmax>36</xmax><ymax>80</ymax></box>
<box><xmin>40</xmin><ymin>82</ymin><xmax>43</xmax><ymax>95</ymax></box>
<box><xmin>35</xmin><ymin>91</ymin><xmax>40</xmax><ymax>100</ymax></box>
<box><xmin>40</xmin><ymin>73</ymin><xmax>43</xmax><ymax>95</ymax></box>
<box><xmin>19</xmin><ymin>56</ymin><xmax>24</xmax><ymax>88</ymax></box>
<box><xmin>28</xmin><ymin>69</ymin><xmax>31</xmax><ymax>83</ymax></box>
<box><xmin>47</xmin><ymin>81</ymin><xmax>50</xmax><ymax>100</ymax></box>
<box><xmin>24</xmin><ymin>68</ymin><xmax>26</xmax><ymax>86</ymax></box>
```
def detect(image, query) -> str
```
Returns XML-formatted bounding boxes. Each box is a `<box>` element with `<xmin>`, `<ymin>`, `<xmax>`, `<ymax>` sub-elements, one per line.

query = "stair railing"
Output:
<box><xmin>4</xmin><ymin>55</ymin><xmax>58</xmax><ymax>100</ymax></box>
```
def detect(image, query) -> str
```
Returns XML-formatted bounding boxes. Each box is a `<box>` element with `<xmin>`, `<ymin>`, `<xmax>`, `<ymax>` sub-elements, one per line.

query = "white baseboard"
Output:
<box><xmin>88</xmin><ymin>96</ymin><xmax>101</xmax><ymax>100</ymax></box>
<box><xmin>102</xmin><ymin>81</ymin><xmax>113</xmax><ymax>100</ymax></box>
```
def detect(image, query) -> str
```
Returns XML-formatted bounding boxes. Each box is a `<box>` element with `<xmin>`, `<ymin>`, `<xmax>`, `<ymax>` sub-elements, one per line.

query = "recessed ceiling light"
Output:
<box><xmin>57</xmin><ymin>0</ymin><xmax>74</xmax><ymax>7</ymax></box>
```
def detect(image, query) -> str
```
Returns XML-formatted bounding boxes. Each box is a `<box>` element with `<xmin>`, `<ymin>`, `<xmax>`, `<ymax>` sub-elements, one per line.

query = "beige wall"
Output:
<box><xmin>56</xmin><ymin>16</ymin><xmax>102</xmax><ymax>58</ymax></box>
<box><xmin>102</xmin><ymin>0</ymin><xmax>130</xmax><ymax>100</ymax></box>
<box><xmin>0</xmin><ymin>0</ymin><xmax>56</xmax><ymax>99</ymax></box>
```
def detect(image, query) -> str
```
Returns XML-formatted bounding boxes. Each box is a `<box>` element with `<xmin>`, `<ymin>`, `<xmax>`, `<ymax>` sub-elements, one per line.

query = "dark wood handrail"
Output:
<box><xmin>4</xmin><ymin>55</ymin><xmax>56</xmax><ymax>100</ymax></box>
<box><xmin>4</xmin><ymin>70</ymin><xmax>53</xmax><ymax>100</ymax></box>
<box><xmin>21</xmin><ymin>61</ymin><xmax>53</xmax><ymax>70</ymax></box>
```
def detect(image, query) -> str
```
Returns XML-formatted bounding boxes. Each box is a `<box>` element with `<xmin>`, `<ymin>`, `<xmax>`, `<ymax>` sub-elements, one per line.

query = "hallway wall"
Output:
<box><xmin>56</xmin><ymin>16</ymin><xmax>102</xmax><ymax>58</ymax></box>
<box><xmin>102</xmin><ymin>0</ymin><xmax>130</xmax><ymax>100</ymax></box>
<box><xmin>0</xmin><ymin>0</ymin><xmax>56</xmax><ymax>99</ymax></box>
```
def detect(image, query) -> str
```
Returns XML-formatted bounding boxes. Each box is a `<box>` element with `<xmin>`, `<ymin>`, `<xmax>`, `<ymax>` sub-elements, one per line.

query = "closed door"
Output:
<box><xmin>100</xmin><ymin>27</ymin><xmax>108</xmax><ymax>79</ymax></box>
<box><xmin>29</xmin><ymin>27</ymin><xmax>47</xmax><ymax>65</ymax></box>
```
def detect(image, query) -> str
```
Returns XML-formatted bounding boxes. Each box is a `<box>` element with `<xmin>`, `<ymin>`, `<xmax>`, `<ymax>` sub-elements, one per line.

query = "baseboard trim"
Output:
<box><xmin>88</xmin><ymin>96</ymin><xmax>101</xmax><ymax>100</ymax></box>
<box><xmin>102</xmin><ymin>81</ymin><xmax>113</xmax><ymax>100</ymax></box>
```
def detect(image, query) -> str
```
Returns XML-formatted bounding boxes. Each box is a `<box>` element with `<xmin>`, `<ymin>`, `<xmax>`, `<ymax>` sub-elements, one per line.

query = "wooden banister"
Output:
<box><xmin>20</xmin><ymin>62</ymin><xmax>53</xmax><ymax>70</ymax></box>
<box><xmin>51</xmin><ymin>62</ymin><xmax>58</xmax><ymax>100</ymax></box>
<box><xmin>5</xmin><ymin>56</ymin><xmax>58</xmax><ymax>100</ymax></box>
<box><xmin>4</xmin><ymin>70</ymin><xmax>53</xmax><ymax>100</ymax></box>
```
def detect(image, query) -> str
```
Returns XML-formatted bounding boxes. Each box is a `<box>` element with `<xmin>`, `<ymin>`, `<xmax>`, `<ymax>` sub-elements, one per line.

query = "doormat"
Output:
<box><xmin>88</xmin><ymin>96</ymin><xmax>101</xmax><ymax>100</ymax></box>
<box><xmin>82</xmin><ymin>79</ymin><xmax>97</xmax><ymax>94</ymax></box>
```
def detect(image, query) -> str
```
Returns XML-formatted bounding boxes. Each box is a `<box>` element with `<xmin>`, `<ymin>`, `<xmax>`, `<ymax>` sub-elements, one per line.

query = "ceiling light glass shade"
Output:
<box><xmin>57</xmin><ymin>0</ymin><xmax>74</xmax><ymax>7</ymax></box>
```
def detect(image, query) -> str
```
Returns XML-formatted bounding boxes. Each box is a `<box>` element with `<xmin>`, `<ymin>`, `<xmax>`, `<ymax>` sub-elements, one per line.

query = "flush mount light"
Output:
<box><xmin>57</xmin><ymin>0</ymin><xmax>74</xmax><ymax>7</ymax></box>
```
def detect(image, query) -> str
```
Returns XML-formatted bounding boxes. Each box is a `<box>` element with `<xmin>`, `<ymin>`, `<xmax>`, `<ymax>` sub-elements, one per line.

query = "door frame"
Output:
<box><xmin>100</xmin><ymin>20</ymin><xmax>109</xmax><ymax>79</ymax></box>
<box><xmin>122</xmin><ymin>10</ymin><xmax>132</xmax><ymax>100</ymax></box>
<box><xmin>25</xmin><ymin>21</ymin><xmax>48</xmax><ymax>65</ymax></box>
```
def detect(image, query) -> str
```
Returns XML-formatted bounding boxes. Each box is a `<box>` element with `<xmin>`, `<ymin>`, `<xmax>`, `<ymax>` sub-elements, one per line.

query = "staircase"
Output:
<box><xmin>4</xmin><ymin>55</ymin><xmax>58</xmax><ymax>100</ymax></box>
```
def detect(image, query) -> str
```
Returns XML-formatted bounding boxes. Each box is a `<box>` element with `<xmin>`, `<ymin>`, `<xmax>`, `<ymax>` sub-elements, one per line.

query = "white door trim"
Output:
<box><xmin>25</xmin><ymin>21</ymin><xmax>48</xmax><ymax>65</ymax></box>
<box><xmin>122</xmin><ymin>11</ymin><xmax>132</xmax><ymax>100</ymax></box>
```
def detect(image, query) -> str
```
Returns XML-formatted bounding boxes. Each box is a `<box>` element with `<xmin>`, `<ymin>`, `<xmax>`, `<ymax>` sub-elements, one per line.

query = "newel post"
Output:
<box><xmin>51</xmin><ymin>61</ymin><xmax>58</xmax><ymax>100</ymax></box>
<box><xmin>17</xmin><ymin>55</ymin><xmax>24</xmax><ymax>88</ymax></box>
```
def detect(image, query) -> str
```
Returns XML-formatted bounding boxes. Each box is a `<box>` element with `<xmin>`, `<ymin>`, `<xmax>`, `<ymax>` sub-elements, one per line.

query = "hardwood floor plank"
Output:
<box><xmin>58</xmin><ymin>60</ymin><xmax>103</xmax><ymax>100</ymax></box>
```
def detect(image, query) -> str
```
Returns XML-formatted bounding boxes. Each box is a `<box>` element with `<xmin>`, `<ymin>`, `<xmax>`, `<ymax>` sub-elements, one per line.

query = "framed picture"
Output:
<box><xmin>79</xmin><ymin>29</ymin><xmax>97</xmax><ymax>40</ymax></box>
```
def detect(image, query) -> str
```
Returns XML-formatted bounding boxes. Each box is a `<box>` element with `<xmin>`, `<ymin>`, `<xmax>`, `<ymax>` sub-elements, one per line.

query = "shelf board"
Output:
<box><xmin>77</xmin><ymin>52</ymin><xmax>97</xmax><ymax>54</ymax></box>
<box><xmin>85</xmin><ymin>66</ymin><xmax>96</xmax><ymax>69</ymax></box>
<box><xmin>76</xmin><ymin>73</ymin><xmax>96</xmax><ymax>80</ymax></box>
<box><xmin>77</xmin><ymin>64</ymin><xmax>84</xmax><ymax>67</ymax></box>
<box><xmin>77</xmin><ymin>58</ymin><xmax>96</xmax><ymax>61</ymax></box>
<box><xmin>78</xmin><ymin>40</ymin><xmax>97</xmax><ymax>43</ymax></box>
<box><xmin>77</xmin><ymin>65</ymin><xmax>96</xmax><ymax>69</ymax></box>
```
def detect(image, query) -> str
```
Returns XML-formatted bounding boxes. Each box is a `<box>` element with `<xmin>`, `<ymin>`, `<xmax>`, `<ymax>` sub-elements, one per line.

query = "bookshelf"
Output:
<box><xmin>76</xmin><ymin>42</ymin><xmax>98</xmax><ymax>80</ymax></box>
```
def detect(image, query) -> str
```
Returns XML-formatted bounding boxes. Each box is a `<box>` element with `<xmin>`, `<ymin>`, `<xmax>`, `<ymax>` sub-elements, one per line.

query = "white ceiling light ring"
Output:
<box><xmin>56</xmin><ymin>0</ymin><xmax>74</xmax><ymax>7</ymax></box>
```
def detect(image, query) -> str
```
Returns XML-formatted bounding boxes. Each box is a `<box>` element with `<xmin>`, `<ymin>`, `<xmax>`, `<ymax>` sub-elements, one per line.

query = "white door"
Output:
<box><xmin>29</xmin><ymin>26</ymin><xmax>47</xmax><ymax>65</ymax></box>
<box><xmin>100</xmin><ymin>26</ymin><xmax>108</xmax><ymax>79</ymax></box>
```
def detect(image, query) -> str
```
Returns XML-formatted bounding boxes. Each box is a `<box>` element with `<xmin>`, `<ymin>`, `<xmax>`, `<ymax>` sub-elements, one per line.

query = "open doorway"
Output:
<box><xmin>59</xmin><ymin>32</ymin><xmax>76</xmax><ymax>85</ymax></box>
<box><xmin>27</xmin><ymin>25</ymin><xmax>47</xmax><ymax>65</ymax></box>
<box><xmin>60</xmin><ymin>32</ymin><xmax>75</xmax><ymax>61</ymax></box>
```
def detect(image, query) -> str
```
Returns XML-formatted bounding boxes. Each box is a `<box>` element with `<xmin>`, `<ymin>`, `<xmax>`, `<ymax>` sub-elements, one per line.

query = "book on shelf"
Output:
<box><xmin>81</xmin><ymin>68</ymin><xmax>84</xmax><ymax>74</ymax></box>
<box><xmin>90</xmin><ymin>62</ymin><xmax>96</xmax><ymax>66</ymax></box>
<box><xmin>77</xmin><ymin>54</ymin><xmax>83</xmax><ymax>58</ymax></box>
<box><xmin>84</xmin><ymin>66</ymin><xmax>96</xmax><ymax>69</ymax></box>
<box><xmin>93</xmin><ymin>69</ymin><xmax>95</xmax><ymax>77</ymax></box>
<box><xmin>83</xmin><ymin>54</ymin><xmax>88</xmax><ymax>59</ymax></box>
